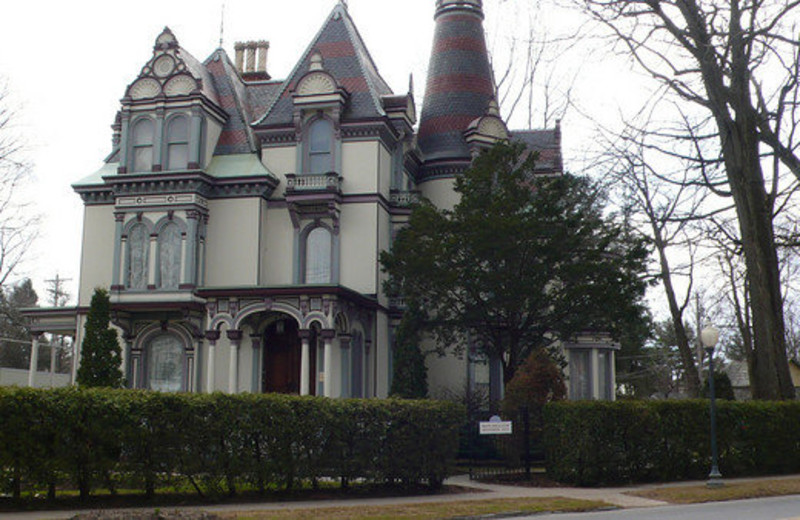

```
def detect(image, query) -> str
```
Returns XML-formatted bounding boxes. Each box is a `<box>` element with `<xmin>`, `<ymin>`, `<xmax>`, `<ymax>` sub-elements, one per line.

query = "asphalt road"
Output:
<box><xmin>526</xmin><ymin>494</ymin><xmax>800</xmax><ymax>520</ymax></box>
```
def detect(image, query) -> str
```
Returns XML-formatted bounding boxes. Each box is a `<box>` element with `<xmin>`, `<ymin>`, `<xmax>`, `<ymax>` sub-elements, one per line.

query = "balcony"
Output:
<box><xmin>285</xmin><ymin>172</ymin><xmax>342</xmax><ymax>195</ymax></box>
<box><xmin>390</xmin><ymin>190</ymin><xmax>421</xmax><ymax>207</ymax></box>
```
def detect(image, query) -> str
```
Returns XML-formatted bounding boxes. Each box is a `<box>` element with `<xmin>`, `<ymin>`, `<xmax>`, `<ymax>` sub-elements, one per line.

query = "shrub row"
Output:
<box><xmin>544</xmin><ymin>400</ymin><xmax>800</xmax><ymax>486</ymax></box>
<box><xmin>0</xmin><ymin>387</ymin><xmax>463</xmax><ymax>500</ymax></box>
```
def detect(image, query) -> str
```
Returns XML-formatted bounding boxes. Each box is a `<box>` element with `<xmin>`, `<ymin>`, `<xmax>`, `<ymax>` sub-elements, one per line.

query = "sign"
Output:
<box><xmin>479</xmin><ymin>420</ymin><xmax>513</xmax><ymax>435</ymax></box>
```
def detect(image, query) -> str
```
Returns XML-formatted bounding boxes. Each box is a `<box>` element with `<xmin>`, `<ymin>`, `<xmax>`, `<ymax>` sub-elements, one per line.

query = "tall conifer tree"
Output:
<box><xmin>76</xmin><ymin>288</ymin><xmax>123</xmax><ymax>388</ymax></box>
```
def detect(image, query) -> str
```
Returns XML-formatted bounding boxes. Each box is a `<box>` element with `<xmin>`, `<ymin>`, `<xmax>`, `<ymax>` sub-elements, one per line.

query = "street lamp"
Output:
<box><xmin>701</xmin><ymin>323</ymin><xmax>723</xmax><ymax>488</ymax></box>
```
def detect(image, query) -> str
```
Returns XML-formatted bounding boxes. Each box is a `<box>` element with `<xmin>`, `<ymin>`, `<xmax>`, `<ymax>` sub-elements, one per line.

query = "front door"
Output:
<box><xmin>262</xmin><ymin>318</ymin><xmax>301</xmax><ymax>393</ymax></box>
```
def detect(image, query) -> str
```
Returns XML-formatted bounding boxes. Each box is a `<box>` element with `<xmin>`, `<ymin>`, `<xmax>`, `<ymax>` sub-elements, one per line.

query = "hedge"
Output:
<box><xmin>544</xmin><ymin>400</ymin><xmax>800</xmax><ymax>486</ymax></box>
<box><xmin>0</xmin><ymin>387</ymin><xmax>463</xmax><ymax>500</ymax></box>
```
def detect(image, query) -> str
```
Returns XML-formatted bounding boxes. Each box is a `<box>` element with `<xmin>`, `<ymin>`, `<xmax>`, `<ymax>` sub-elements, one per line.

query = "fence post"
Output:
<box><xmin>522</xmin><ymin>405</ymin><xmax>531</xmax><ymax>480</ymax></box>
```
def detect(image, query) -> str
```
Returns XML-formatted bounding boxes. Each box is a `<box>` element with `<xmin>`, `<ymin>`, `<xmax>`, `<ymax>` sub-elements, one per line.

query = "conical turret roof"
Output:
<box><xmin>418</xmin><ymin>0</ymin><xmax>496</xmax><ymax>171</ymax></box>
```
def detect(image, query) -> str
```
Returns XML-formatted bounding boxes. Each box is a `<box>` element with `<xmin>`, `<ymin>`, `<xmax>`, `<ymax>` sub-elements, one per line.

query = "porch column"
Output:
<box><xmin>28</xmin><ymin>333</ymin><xmax>42</xmax><ymax>387</ymax></box>
<box><xmin>227</xmin><ymin>330</ymin><xmax>243</xmax><ymax>394</ymax></box>
<box><xmin>299</xmin><ymin>329</ymin><xmax>311</xmax><ymax>396</ymax></box>
<box><xmin>322</xmin><ymin>329</ymin><xmax>335</xmax><ymax>398</ymax></box>
<box><xmin>339</xmin><ymin>335</ymin><xmax>351</xmax><ymax>399</ymax></box>
<box><xmin>122</xmin><ymin>334</ymin><xmax>134</xmax><ymax>388</ymax></box>
<box><xmin>205</xmin><ymin>330</ymin><xmax>220</xmax><ymax>393</ymax></box>
<box><xmin>250</xmin><ymin>335</ymin><xmax>262</xmax><ymax>393</ymax></box>
<box><xmin>111</xmin><ymin>212</ymin><xmax>125</xmax><ymax>289</ymax></box>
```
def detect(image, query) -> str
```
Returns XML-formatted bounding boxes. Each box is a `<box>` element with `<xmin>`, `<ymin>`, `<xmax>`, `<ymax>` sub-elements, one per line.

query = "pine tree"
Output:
<box><xmin>76</xmin><ymin>288</ymin><xmax>123</xmax><ymax>388</ymax></box>
<box><xmin>390</xmin><ymin>305</ymin><xmax>428</xmax><ymax>399</ymax></box>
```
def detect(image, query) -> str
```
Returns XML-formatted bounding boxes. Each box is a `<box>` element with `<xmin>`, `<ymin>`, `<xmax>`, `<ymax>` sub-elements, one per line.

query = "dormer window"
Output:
<box><xmin>307</xmin><ymin>118</ymin><xmax>333</xmax><ymax>174</ymax></box>
<box><xmin>166</xmin><ymin>115</ymin><xmax>189</xmax><ymax>170</ymax></box>
<box><xmin>132</xmin><ymin>118</ymin><xmax>155</xmax><ymax>172</ymax></box>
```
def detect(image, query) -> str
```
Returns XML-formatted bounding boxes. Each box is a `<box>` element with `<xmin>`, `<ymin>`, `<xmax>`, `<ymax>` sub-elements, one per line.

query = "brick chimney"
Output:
<box><xmin>234</xmin><ymin>40</ymin><xmax>271</xmax><ymax>81</ymax></box>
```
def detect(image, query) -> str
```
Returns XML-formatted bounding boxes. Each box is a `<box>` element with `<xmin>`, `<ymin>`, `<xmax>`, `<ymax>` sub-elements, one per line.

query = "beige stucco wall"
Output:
<box><xmin>420</xmin><ymin>177</ymin><xmax>460</xmax><ymax>210</ymax></box>
<box><xmin>203</xmin><ymin>119</ymin><xmax>223</xmax><ymax>169</ymax></box>
<box><xmin>342</xmin><ymin>141</ymin><xmax>379</xmax><ymax>194</ymax></box>
<box><xmin>261</xmin><ymin>206</ymin><xmax>295</xmax><ymax>285</ymax></box>
<box><xmin>205</xmin><ymin>198</ymin><xmax>261</xmax><ymax>286</ymax></box>
<box><xmin>339</xmin><ymin>203</ymin><xmax>378</xmax><ymax>293</ymax></box>
<box><xmin>377</xmin><ymin>143</ymin><xmax>392</xmax><ymax>199</ymax></box>
<box><xmin>78</xmin><ymin>205</ymin><xmax>116</xmax><ymax>306</ymax></box>
<box><xmin>426</xmin><ymin>341</ymin><xmax>468</xmax><ymax>398</ymax></box>
<box><xmin>262</xmin><ymin>146</ymin><xmax>296</xmax><ymax>187</ymax></box>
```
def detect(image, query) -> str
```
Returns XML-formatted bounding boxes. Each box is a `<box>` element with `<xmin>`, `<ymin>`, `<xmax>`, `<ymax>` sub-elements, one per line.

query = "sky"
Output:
<box><xmin>0</xmin><ymin>0</ymin><xmax>647</xmax><ymax>306</ymax></box>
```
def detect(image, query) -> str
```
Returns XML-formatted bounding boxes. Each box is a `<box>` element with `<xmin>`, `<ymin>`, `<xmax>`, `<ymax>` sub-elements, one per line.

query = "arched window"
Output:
<box><xmin>158</xmin><ymin>222</ymin><xmax>182</xmax><ymax>289</ymax></box>
<box><xmin>307</xmin><ymin>118</ymin><xmax>333</xmax><ymax>174</ymax></box>
<box><xmin>166</xmin><ymin>116</ymin><xmax>189</xmax><ymax>170</ymax></box>
<box><xmin>132</xmin><ymin>118</ymin><xmax>154</xmax><ymax>172</ymax></box>
<box><xmin>351</xmin><ymin>330</ymin><xmax>364</xmax><ymax>398</ymax></box>
<box><xmin>147</xmin><ymin>334</ymin><xmax>184</xmax><ymax>392</ymax></box>
<box><xmin>127</xmin><ymin>223</ymin><xmax>149</xmax><ymax>289</ymax></box>
<box><xmin>305</xmin><ymin>227</ymin><xmax>332</xmax><ymax>283</ymax></box>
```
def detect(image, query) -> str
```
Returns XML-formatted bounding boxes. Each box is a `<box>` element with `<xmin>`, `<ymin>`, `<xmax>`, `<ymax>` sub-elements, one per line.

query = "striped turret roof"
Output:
<box><xmin>418</xmin><ymin>0</ymin><xmax>495</xmax><ymax>172</ymax></box>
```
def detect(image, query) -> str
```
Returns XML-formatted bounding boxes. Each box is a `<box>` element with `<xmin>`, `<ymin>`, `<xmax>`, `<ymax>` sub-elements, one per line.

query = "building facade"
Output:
<box><xmin>24</xmin><ymin>0</ymin><xmax>618</xmax><ymax>400</ymax></box>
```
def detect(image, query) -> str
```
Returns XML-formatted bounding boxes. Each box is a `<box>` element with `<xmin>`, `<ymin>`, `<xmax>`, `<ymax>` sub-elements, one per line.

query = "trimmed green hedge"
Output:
<box><xmin>544</xmin><ymin>400</ymin><xmax>800</xmax><ymax>486</ymax></box>
<box><xmin>0</xmin><ymin>387</ymin><xmax>463</xmax><ymax>500</ymax></box>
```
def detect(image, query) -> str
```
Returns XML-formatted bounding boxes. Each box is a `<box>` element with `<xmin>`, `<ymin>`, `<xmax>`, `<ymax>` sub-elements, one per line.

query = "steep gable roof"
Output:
<box><xmin>255</xmin><ymin>2</ymin><xmax>393</xmax><ymax>127</ymax></box>
<box><xmin>204</xmin><ymin>48</ymin><xmax>259</xmax><ymax>155</ymax></box>
<box><xmin>510</xmin><ymin>125</ymin><xmax>563</xmax><ymax>175</ymax></box>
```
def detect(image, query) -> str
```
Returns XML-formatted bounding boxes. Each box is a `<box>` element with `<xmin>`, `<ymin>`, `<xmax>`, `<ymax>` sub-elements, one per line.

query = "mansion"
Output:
<box><xmin>24</xmin><ymin>0</ymin><xmax>618</xmax><ymax>400</ymax></box>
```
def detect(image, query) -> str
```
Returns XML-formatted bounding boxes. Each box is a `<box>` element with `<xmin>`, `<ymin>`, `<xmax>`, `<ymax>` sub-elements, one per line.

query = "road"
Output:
<box><xmin>526</xmin><ymin>494</ymin><xmax>800</xmax><ymax>520</ymax></box>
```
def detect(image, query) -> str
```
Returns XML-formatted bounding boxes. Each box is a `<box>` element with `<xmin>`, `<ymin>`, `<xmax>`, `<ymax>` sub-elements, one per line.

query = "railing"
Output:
<box><xmin>390</xmin><ymin>190</ymin><xmax>421</xmax><ymax>207</ymax></box>
<box><xmin>0</xmin><ymin>338</ymin><xmax>73</xmax><ymax>388</ymax></box>
<box><xmin>285</xmin><ymin>172</ymin><xmax>342</xmax><ymax>193</ymax></box>
<box><xmin>389</xmin><ymin>297</ymin><xmax>407</xmax><ymax>310</ymax></box>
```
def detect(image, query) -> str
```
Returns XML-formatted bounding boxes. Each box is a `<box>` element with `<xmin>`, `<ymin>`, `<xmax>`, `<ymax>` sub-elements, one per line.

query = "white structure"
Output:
<box><xmin>23</xmin><ymin>0</ymin><xmax>618</xmax><ymax>400</ymax></box>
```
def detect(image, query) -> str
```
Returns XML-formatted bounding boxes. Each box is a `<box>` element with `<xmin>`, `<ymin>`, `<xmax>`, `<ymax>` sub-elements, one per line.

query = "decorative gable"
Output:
<box><xmin>126</xmin><ymin>28</ymin><xmax>204</xmax><ymax>101</ymax></box>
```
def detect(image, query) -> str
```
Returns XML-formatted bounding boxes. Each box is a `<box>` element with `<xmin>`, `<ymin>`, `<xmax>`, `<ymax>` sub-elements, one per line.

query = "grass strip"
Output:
<box><xmin>223</xmin><ymin>497</ymin><xmax>610</xmax><ymax>520</ymax></box>
<box><xmin>628</xmin><ymin>477</ymin><xmax>800</xmax><ymax>504</ymax></box>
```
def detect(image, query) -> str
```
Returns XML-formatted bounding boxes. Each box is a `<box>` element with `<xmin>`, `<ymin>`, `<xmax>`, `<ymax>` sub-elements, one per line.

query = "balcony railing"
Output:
<box><xmin>390</xmin><ymin>190</ymin><xmax>421</xmax><ymax>207</ymax></box>
<box><xmin>285</xmin><ymin>172</ymin><xmax>342</xmax><ymax>194</ymax></box>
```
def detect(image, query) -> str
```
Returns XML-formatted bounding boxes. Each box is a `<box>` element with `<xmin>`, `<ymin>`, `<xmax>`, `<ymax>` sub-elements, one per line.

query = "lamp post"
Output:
<box><xmin>701</xmin><ymin>324</ymin><xmax>723</xmax><ymax>488</ymax></box>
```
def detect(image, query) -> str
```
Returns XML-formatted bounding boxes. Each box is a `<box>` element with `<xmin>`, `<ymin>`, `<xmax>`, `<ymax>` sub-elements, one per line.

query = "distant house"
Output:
<box><xmin>724</xmin><ymin>359</ymin><xmax>800</xmax><ymax>400</ymax></box>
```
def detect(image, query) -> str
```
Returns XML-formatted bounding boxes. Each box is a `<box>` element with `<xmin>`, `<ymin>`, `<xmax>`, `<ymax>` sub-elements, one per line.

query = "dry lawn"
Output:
<box><xmin>223</xmin><ymin>497</ymin><xmax>610</xmax><ymax>520</ymax></box>
<box><xmin>629</xmin><ymin>477</ymin><xmax>800</xmax><ymax>504</ymax></box>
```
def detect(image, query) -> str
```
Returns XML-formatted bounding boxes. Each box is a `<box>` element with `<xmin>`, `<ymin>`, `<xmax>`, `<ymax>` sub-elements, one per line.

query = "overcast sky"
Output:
<box><xmin>0</xmin><ymin>0</ymin><xmax>645</xmax><ymax>306</ymax></box>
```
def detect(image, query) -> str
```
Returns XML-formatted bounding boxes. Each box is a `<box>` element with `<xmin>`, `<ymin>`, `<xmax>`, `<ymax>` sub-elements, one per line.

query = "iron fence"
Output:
<box><xmin>466</xmin><ymin>406</ymin><xmax>546</xmax><ymax>481</ymax></box>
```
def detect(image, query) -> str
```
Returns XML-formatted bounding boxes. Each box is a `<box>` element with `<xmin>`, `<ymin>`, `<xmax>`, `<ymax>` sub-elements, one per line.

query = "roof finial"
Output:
<box><xmin>408</xmin><ymin>73</ymin><xmax>414</xmax><ymax>96</ymax></box>
<box><xmin>339</xmin><ymin>0</ymin><xmax>348</xmax><ymax>9</ymax></box>
<box><xmin>219</xmin><ymin>2</ymin><xmax>226</xmax><ymax>48</ymax></box>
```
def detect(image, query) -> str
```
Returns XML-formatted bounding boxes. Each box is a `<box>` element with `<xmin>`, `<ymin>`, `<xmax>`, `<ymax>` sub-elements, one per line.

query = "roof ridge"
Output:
<box><xmin>253</xmin><ymin>5</ymin><xmax>345</xmax><ymax>125</ymax></box>
<box><xmin>205</xmin><ymin>47</ymin><xmax>259</xmax><ymax>154</ymax></box>
<box><xmin>338</xmin><ymin>5</ymin><xmax>392</xmax><ymax>116</ymax></box>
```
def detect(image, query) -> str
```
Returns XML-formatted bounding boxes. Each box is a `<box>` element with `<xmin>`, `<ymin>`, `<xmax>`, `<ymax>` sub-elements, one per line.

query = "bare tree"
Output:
<box><xmin>575</xmin><ymin>0</ymin><xmax>800</xmax><ymax>399</ymax></box>
<box><xmin>601</xmin><ymin>121</ymin><xmax>709</xmax><ymax>396</ymax></box>
<box><xmin>0</xmin><ymin>80</ymin><xmax>37</xmax><ymax>289</ymax></box>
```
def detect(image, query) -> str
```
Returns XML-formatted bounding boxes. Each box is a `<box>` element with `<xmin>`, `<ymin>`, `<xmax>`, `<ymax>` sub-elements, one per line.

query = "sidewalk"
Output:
<box><xmin>6</xmin><ymin>473</ymin><xmax>800</xmax><ymax>520</ymax></box>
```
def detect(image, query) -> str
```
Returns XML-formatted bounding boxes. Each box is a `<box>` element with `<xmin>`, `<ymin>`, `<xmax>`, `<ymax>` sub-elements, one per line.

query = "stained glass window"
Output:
<box><xmin>158</xmin><ymin>222</ymin><xmax>181</xmax><ymax>289</ymax></box>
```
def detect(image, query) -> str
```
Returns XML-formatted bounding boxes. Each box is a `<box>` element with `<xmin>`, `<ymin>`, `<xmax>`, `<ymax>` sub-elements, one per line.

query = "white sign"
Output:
<box><xmin>479</xmin><ymin>421</ymin><xmax>513</xmax><ymax>435</ymax></box>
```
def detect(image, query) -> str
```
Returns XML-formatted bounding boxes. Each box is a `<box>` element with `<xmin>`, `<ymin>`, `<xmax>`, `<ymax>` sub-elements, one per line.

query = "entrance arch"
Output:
<box><xmin>262</xmin><ymin>315</ymin><xmax>301</xmax><ymax>394</ymax></box>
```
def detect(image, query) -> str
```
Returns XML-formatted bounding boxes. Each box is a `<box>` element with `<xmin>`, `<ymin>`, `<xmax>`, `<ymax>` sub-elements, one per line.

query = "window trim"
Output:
<box><xmin>300</xmin><ymin>223</ymin><xmax>334</xmax><ymax>284</ymax></box>
<box><xmin>305</xmin><ymin>116</ymin><xmax>335</xmax><ymax>174</ymax></box>
<box><xmin>130</xmin><ymin>117</ymin><xmax>155</xmax><ymax>173</ymax></box>
<box><xmin>123</xmin><ymin>218</ymin><xmax>154</xmax><ymax>290</ymax></box>
<box><xmin>165</xmin><ymin>114</ymin><xmax>190</xmax><ymax>171</ymax></box>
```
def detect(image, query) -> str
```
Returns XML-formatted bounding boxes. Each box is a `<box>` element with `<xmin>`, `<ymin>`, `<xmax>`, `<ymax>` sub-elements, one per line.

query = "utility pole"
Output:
<box><xmin>44</xmin><ymin>274</ymin><xmax>71</xmax><ymax>384</ymax></box>
<box><xmin>45</xmin><ymin>274</ymin><xmax>71</xmax><ymax>307</ymax></box>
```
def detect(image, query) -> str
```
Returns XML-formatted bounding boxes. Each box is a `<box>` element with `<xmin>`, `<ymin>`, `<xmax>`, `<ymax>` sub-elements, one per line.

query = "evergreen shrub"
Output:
<box><xmin>0</xmin><ymin>388</ymin><xmax>463</xmax><ymax>500</ymax></box>
<box><xmin>544</xmin><ymin>400</ymin><xmax>800</xmax><ymax>486</ymax></box>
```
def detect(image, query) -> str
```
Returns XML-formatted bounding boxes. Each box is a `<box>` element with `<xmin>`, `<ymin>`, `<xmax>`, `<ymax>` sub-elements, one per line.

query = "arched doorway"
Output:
<box><xmin>262</xmin><ymin>316</ymin><xmax>302</xmax><ymax>394</ymax></box>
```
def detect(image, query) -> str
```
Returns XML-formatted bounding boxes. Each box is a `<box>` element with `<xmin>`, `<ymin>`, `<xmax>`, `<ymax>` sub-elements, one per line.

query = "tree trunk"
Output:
<box><xmin>652</xmin><ymin>225</ymin><xmax>700</xmax><ymax>397</ymax></box>
<box><xmin>719</xmin><ymin>117</ymin><xmax>794</xmax><ymax>399</ymax></box>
